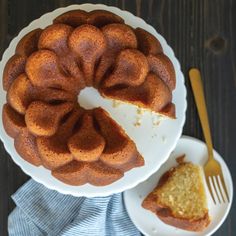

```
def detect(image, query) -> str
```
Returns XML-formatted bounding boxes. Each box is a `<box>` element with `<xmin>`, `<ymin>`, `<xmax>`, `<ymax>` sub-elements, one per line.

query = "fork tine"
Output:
<box><xmin>211</xmin><ymin>176</ymin><xmax>221</xmax><ymax>204</ymax></box>
<box><xmin>205</xmin><ymin>176</ymin><xmax>216</xmax><ymax>204</ymax></box>
<box><xmin>215</xmin><ymin>175</ymin><xmax>225</xmax><ymax>203</ymax></box>
<box><xmin>219</xmin><ymin>172</ymin><xmax>230</xmax><ymax>202</ymax></box>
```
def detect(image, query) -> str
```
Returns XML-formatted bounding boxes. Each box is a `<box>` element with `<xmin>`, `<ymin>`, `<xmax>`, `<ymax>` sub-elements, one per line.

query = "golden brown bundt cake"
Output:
<box><xmin>2</xmin><ymin>9</ymin><xmax>178</xmax><ymax>186</ymax></box>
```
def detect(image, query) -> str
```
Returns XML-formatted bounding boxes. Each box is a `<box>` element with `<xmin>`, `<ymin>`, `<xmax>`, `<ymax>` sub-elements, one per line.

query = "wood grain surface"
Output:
<box><xmin>0</xmin><ymin>0</ymin><xmax>235</xmax><ymax>235</ymax></box>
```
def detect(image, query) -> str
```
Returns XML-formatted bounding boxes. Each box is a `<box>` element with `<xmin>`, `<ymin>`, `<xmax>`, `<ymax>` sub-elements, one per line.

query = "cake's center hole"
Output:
<box><xmin>78</xmin><ymin>87</ymin><xmax>106</xmax><ymax>109</ymax></box>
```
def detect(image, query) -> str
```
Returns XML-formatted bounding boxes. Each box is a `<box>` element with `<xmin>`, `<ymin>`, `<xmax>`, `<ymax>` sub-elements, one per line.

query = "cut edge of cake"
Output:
<box><xmin>142</xmin><ymin>156</ymin><xmax>211</xmax><ymax>232</ymax></box>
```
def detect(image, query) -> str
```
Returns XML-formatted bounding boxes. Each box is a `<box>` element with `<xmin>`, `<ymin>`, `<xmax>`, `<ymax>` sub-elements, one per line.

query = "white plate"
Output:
<box><xmin>124</xmin><ymin>136</ymin><xmax>233</xmax><ymax>236</ymax></box>
<box><xmin>0</xmin><ymin>4</ymin><xmax>186</xmax><ymax>197</ymax></box>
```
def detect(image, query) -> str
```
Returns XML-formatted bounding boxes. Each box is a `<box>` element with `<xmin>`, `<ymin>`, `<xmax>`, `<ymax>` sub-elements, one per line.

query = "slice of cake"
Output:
<box><xmin>142</xmin><ymin>157</ymin><xmax>210</xmax><ymax>232</ymax></box>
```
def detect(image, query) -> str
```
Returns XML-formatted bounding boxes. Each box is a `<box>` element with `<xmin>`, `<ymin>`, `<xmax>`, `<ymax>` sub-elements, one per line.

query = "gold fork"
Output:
<box><xmin>189</xmin><ymin>68</ymin><xmax>229</xmax><ymax>204</ymax></box>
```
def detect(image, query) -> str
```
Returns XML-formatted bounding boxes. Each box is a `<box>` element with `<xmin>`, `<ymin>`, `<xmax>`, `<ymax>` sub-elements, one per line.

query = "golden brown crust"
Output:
<box><xmin>7</xmin><ymin>73</ymin><xmax>77</xmax><ymax>115</ymax></box>
<box><xmin>68</xmin><ymin>24</ymin><xmax>106</xmax><ymax>86</ymax></box>
<box><xmin>2</xmin><ymin>104</ymin><xmax>26</xmax><ymax>138</ymax></box>
<box><xmin>7</xmin><ymin>74</ymin><xmax>32</xmax><ymax>114</ymax></box>
<box><xmin>93</xmin><ymin>107</ymin><xmax>144</xmax><ymax>172</ymax></box>
<box><xmin>94</xmin><ymin>24</ymin><xmax>137</xmax><ymax>87</ymax></box>
<box><xmin>37</xmin><ymin>107</ymin><xmax>83</xmax><ymax>170</ymax></box>
<box><xmin>15</xmin><ymin>29</ymin><xmax>42</xmax><ymax>56</ymax></box>
<box><xmin>148</xmin><ymin>54</ymin><xmax>176</xmax><ymax>91</ymax></box>
<box><xmin>26</xmin><ymin>50</ymin><xmax>81</xmax><ymax>92</ymax></box>
<box><xmin>68</xmin><ymin>113</ymin><xmax>105</xmax><ymax>162</ymax></box>
<box><xmin>4</xmin><ymin>29</ymin><xmax>42</xmax><ymax>92</ymax></box>
<box><xmin>135</xmin><ymin>28</ymin><xmax>163</xmax><ymax>55</ymax></box>
<box><xmin>53</xmin><ymin>10</ymin><xmax>88</xmax><ymax>27</ymax></box>
<box><xmin>119</xmin><ymin>153</ymin><xmax>144</xmax><ymax>172</ymax></box>
<box><xmin>25</xmin><ymin>101</ymin><xmax>74</xmax><ymax>137</ymax></box>
<box><xmin>3</xmin><ymin>55</ymin><xmax>26</xmax><ymax>91</ymax></box>
<box><xmin>87</xmin><ymin>10</ymin><xmax>124</xmax><ymax>27</ymax></box>
<box><xmin>101</xmin><ymin>73</ymin><xmax>174</xmax><ymax>118</ymax></box>
<box><xmin>102</xmin><ymin>49</ymin><xmax>148</xmax><ymax>88</ymax></box>
<box><xmin>37</xmin><ymin>23</ymin><xmax>86</xmax><ymax>90</ymax></box>
<box><xmin>142</xmin><ymin>165</ymin><xmax>210</xmax><ymax>232</ymax></box>
<box><xmin>52</xmin><ymin>161</ymin><xmax>124</xmax><ymax>186</ymax></box>
<box><xmin>142</xmin><ymin>192</ymin><xmax>210</xmax><ymax>232</ymax></box>
<box><xmin>53</xmin><ymin>9</ymin><xmax>124</xmax><ymax>28</ymax></box>
<box><xmin>14</xmin><ymin>129</ymin><xmax>42</xmax><ymax>166</ymax></box>
<box><xmin>38</xmin><ymin>24</ymin><xmax>73</xmax><ymax>53</ymax></box>
<box><xmin>158</xmin><ymin>212</ymin><xmax>210</xmax><ymax>232</ymax></box>
<box><xmin>159</xmin><ymin>103</ymin><xmax>176</xmax><ymax>119</ymax></box>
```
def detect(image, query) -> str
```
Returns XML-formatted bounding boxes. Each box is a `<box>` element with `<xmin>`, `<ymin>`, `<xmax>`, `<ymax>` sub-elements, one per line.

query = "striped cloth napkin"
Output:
<box><xmin>8</xmin><ymin>179</ymin><xmax>140</xmax><ymax>236</ymax></box>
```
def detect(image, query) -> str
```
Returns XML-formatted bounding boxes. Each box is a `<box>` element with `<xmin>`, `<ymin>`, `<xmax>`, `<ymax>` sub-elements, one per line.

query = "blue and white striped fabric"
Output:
<box><xmin>8</xmin><ymin>179</ymin><xmax>141</xmax><ymax>236</ymax></box>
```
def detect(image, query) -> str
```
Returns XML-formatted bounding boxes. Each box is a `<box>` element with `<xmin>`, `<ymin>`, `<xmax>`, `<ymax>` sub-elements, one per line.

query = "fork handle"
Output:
<box><xmin>189</xmin><ymin>68</ymin><xmax>214</xmax><ymax>160</ymax></box>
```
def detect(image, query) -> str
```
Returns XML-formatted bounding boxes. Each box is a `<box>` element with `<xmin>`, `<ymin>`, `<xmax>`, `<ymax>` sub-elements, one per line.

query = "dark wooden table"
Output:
<box><xmin>0</xmin><ymin>0</ymin><xmax>235</xmax><ymax>235</ymax></box>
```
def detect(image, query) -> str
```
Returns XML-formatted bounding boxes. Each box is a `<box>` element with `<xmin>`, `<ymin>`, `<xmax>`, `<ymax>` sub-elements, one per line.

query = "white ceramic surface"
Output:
<box><xmin>124</xmin><ymin>136</ymin><xmax>233</xmax><ymax>236</ymax></box>
<box><xmin>0</xmin><ymin>4</ymin><xmax>187</xmax><ymax>197</ymax></box>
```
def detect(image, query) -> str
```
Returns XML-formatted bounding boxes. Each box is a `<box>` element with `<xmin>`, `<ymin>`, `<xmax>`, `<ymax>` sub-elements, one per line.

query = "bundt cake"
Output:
<box><xmin>2</xmin><ymin>9</ymin><xmax>176</xmax><ymax>186</ymax></box>
<box><xmin>142</xmin><ymin>158</ymin><xmax>210</xmax><ymax>232</ymax></box>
